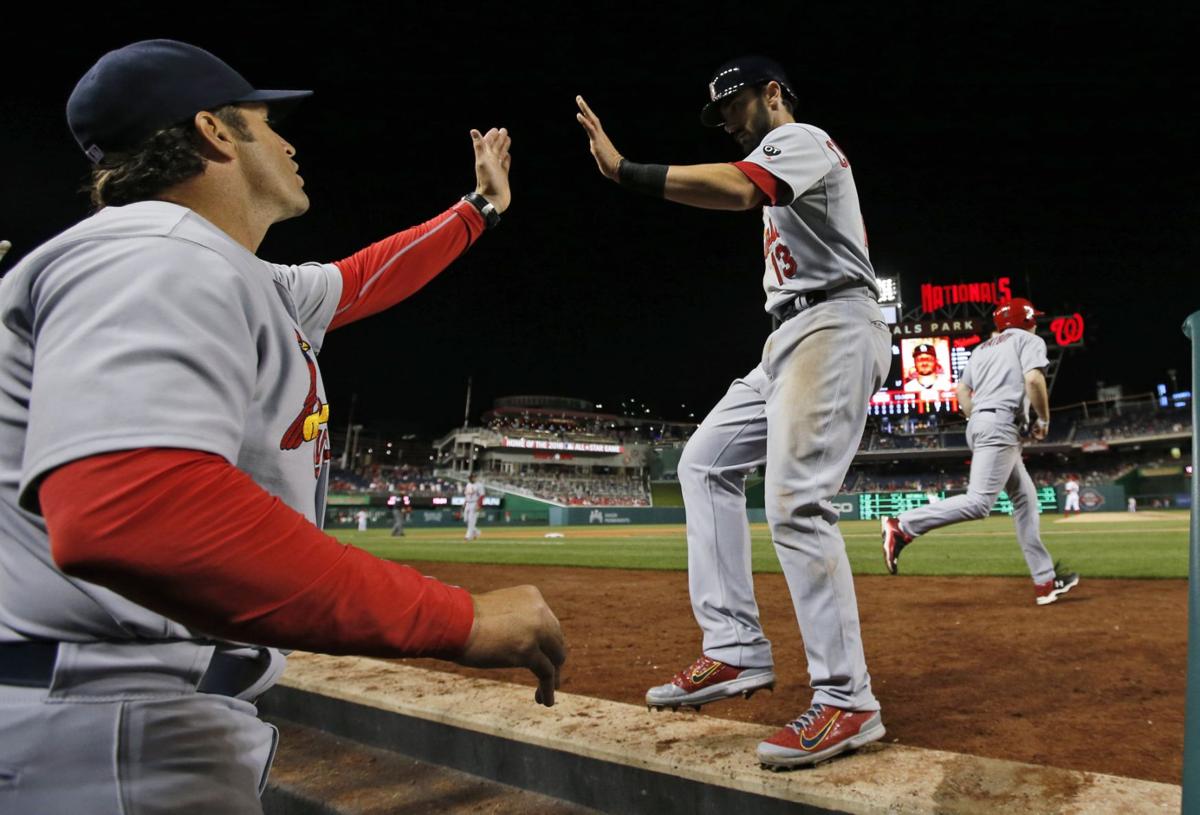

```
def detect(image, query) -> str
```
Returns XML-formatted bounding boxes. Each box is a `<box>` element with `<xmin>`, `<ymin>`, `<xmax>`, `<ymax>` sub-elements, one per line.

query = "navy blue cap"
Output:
<box><xmin>67</xmin><ymin>39</ymin><xmax>312</xmax><ymax>163</ymax></box>
<box><xmin>700</xmin><ymin>55</ymin><xmax>796</xmax><ymax>127</ymax></box>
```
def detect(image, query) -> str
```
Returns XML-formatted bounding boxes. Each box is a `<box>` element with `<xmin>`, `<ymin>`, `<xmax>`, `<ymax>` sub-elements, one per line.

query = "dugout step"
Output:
<box><xmin>263</xmin><ymin>719</ymin><xmax>600</xmax><ymax>815</ymax></box>
<box><xmin>259</xmin><ymin>652</ymin><xmax>1181</xmax><ymax>815</ymax></box>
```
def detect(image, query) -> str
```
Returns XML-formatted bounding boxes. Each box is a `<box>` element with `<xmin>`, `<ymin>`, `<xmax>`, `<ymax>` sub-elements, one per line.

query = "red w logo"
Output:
<box><xmin>1050</xmin><ymin>313</ymin><xmax>1085</xmax><ymax>346</ymax></box>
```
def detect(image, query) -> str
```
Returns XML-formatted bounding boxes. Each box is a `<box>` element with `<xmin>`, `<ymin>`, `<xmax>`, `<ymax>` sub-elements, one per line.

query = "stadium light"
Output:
<box><xmin>876</xmin><ymin>276</ymin><xmax>900</xmax><ymax>305</ymax></box>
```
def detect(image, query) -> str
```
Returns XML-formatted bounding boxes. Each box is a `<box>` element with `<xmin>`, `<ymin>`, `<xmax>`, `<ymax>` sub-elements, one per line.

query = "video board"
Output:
<box><xmin>869</xmin><ymin>334</ymin><xmax>982</xmax><ymax>416</ymax></box>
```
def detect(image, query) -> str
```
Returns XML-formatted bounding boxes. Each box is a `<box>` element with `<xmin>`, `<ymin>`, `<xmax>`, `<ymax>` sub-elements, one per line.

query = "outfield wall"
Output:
<box><xmin>547</xmin><ymin>485</ymin><xmax>1127</xmax><ymax>526</ymax></box>
<box><xmin>326</xmin><ymin>484</ymin><xmax>1128</xmax><ymax>528</ymax></box>
<box><xmin>327</xmin><ymin>507</ymin><xmax>550</xmax><ymax>529</ymax></box>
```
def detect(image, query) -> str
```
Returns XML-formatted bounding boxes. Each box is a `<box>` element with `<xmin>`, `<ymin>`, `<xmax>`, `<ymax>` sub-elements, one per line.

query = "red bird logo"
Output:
<box><xmin>280</xmin><ymin>331</ymin><xmax>330</xmax><ymax>451</ymax></box>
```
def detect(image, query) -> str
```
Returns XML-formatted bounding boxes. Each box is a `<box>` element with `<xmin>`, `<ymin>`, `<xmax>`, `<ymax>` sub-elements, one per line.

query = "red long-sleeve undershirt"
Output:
<box><xmin>732</xmin><ymin>161</ymin><xmax>784</xmax><ymax>206</ymax></box>
<box><xmin>40</xmin><ymin>448</ymin><xmax>475</xmax><ymax>658</ymax></box>
<box><xmin>328</xmin><ymin>200</ymin><xmax>485</xmax><ymax>330</ymax></box>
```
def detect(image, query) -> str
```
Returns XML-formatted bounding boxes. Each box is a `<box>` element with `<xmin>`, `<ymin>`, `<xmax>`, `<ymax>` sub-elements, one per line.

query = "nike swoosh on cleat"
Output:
<box><xmin>689</xmin><ymin>662</ymin><xmax>723</xmax><ymax>684</ymax></box>
<box><xmin>800</xmin><ymin>711</ymin><xmax>841</xmax><ymax>751</ymax></box>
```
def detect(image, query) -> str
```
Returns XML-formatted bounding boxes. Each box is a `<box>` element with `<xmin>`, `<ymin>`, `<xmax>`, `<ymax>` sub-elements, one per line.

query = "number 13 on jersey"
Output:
<box><xmin>764</xmin><ymin>217</ymin><xmax>797</xmax><ymax>284</ymax></box>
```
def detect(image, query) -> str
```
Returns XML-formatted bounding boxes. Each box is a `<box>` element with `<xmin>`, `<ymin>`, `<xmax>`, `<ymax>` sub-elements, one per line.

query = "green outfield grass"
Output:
<box><xmin>332</xmin><ymin>511</ymin><xmax>1191</xmax><ymax>579</ymax></box>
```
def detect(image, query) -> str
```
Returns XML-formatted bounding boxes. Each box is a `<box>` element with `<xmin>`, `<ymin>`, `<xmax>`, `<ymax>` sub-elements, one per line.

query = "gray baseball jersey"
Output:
<box><xmin>0</xmin><ymin>200</ymin><xmax>341</xmax><ymax>644</ymax></box>
<box><xmin>738</xmin><ymin>123</ymin><xmax>878</xmax><ymax>315</ymax></box>
<box><xmin>960</xmin><ymin>328</ymin><xmax>1049</xmax><ymax>417</ymax></box>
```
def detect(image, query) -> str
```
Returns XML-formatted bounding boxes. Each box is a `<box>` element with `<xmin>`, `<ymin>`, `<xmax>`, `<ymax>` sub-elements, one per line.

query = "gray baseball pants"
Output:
<box><xmin>0</xmin><ymin>641</ymin><xmax>281</xmax><ymax>814</ymax></box>
<box><xmin>898</xmin><ymin>412</ymin><xmax>1055</xmax><ymax>584</ymax></box>
<box><xmin>679</xmin><ymin>290</ymin><xmax>890</xmax><ymax>711</ymax></box>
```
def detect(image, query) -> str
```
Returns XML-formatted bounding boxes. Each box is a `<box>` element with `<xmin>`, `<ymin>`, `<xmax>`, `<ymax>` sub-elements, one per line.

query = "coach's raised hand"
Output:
<box><xmin>456</xmin><ymin>585</ymin><xmax>566</xmax><ymax>706</ymax></box>
<box><xmin>472</xmin><ymin>127</ymin><xmax>512</xmax><ymax>213</ymax></box>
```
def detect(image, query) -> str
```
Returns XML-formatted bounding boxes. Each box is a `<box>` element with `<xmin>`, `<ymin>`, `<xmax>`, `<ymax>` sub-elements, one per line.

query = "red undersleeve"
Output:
<box><xmin>329</xmin><ymin>201</ymin><xmax>485</xmax><ymax>330</ymax></box>
<box><xmin>39</xmin><ymin>449</ymin><xmax>475</xmax><ymax>658</ymax></box>
<box><xmin>732</xmin><ymin>161</ymin><xmax>784</xmax><ymax>206</ymax></box>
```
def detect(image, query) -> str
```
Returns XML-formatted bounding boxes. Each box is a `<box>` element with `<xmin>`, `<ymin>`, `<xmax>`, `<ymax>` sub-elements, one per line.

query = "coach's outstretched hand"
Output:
<box><xmin>575</xmin><ymin>96</ymin><xmax>623</xmax><ymax>181</ymax></box>
<box><xmin>457</xmin><ymin>585</ymin><xmax>566</xmax><ymax>706</ymax></box>
<box><xmin>472</xmin><ymin>127</ymin><xmax>512</xmax><ymax>214</ymax></box>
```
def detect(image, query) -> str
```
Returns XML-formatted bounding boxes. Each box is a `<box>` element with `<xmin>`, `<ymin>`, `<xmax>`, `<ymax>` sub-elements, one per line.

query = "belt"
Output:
<box><xmin>975</xmin><ymin>408</ymin><xmax>1020</xmax><ymax>424</ymax></box>
<box><xmin>0</xmin><ymin>642</ymin><xmax>270</xmax><ymax>696</ymax></box>
<box><xmin>776</xmin><ymin>282</ymin><xmax>872</xmax><ymax>324</ymax></box>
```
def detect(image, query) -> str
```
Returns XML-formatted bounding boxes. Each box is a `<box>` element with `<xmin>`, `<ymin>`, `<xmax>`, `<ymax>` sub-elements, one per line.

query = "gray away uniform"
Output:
<box><xmin>897</xmin><ymin>328</ymin><xmax>1055</xmax><ymax>584</ymax></box>
<box><xmin>0</xmin><ymin>201</ymin><xmax>342</xmax><ymax>813</ymax></box>
<box><xmin>681</xmin><ymin>123</ymin><xmax>890</xmax><ymax>711</ymax></box>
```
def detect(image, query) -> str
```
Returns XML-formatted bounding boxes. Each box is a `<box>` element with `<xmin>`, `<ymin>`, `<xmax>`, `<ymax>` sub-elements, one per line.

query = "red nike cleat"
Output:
<box><xmin>645</xmin><ymin>655</ymin><xmax>774</xmax><ymax>710</ymax></box>
<box><xmin>881</xmin><ymin>517</ymin><xmax>912</xmax><ymax>575</ymax></box>
<box><xmin>757</xmin><ymin>703</ymin><xmax>885</xmax><ymax>769</ymax></box>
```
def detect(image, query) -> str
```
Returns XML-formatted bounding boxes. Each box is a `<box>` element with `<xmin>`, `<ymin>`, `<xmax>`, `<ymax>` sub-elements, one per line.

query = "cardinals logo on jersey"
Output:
<box><xmin>280</xmin><ymin>331</ymin><xmax>331</xmax><ymax>476</ymax></box>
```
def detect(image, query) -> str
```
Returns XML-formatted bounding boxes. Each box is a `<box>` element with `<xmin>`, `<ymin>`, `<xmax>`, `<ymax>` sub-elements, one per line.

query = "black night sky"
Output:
<box><xmin>2</xmin><ymin>3</ymin><xmax>1195</xmax><ymax>435</ymax></box>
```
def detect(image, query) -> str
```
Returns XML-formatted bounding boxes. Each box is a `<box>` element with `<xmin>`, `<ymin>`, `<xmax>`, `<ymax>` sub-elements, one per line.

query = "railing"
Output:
<box><xmin>1182</xmin><ymin>309</ymin><xmax>1199</xmax><ymax>812</ymax></box>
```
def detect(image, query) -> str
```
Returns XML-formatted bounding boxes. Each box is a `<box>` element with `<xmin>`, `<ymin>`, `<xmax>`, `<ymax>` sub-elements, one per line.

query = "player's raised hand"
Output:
<box><xmin>472</xmin><ymin>127</ymin><xmax>512</xmax><ymax>214</ymax></box>
<box><xmin>575</xmin><ymin>96</ymin><xmax>623</xmax><ymax>181</ymax></box>
<box><xmin>456</xmin><ymin>585</ymin><xmax>567</xmax><ymax>707</ymax></box>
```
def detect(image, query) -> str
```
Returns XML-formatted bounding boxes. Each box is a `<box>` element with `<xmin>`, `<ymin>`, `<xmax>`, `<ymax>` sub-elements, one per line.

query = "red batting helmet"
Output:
<box><xmin>993</xmin><ymin>298</ymin><xmax>1044</xmax><ymax>331</ymax></box>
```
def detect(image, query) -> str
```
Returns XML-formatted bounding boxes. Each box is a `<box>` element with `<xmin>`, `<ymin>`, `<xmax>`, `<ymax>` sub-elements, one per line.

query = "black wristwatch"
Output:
<box><xmin>461</xmin><ymin>192</ymin><xmax>501</xmax><ymax>230</ymax></box>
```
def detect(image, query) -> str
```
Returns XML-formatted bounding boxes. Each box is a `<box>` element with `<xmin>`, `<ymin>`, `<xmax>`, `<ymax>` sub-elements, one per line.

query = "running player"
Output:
<box><xmin>882</xmin><ymin>298</ymin><xmax>1080</xmax><ymax>606</ymax></box>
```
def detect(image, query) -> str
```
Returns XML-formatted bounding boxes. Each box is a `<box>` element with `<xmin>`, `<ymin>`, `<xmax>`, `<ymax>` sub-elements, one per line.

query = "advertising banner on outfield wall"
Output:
<box><xmin>829</xmin><ymin>499</ymin><xmax>861</xmax><ymax>521</ymax></box>
<box><xmin>1056</xmin><ymin>484</ymin><xmax>1126</xmax><ymax>512</ymax></box>
<box><xmin>553</xmin><ymin>507</ymin><xmax>688</xmax><ymax>525</ymax></box>
<box><xmin>325</xmin><ymin>509</ymin><xmax>551</xmax><ymax>528</ymax></box>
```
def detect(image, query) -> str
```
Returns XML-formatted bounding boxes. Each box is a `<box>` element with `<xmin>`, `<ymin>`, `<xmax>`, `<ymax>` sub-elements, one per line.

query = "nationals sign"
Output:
<box><xmin>920</xmin><ymin>277</ymin><xmax>1012</xmax><ymax>313</ymax></box>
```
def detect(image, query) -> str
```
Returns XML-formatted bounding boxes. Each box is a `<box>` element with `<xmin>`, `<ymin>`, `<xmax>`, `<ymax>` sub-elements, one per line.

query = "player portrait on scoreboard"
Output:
<box><xmin>901</xmin><ymin>338</ymin><xmax>953</xmax><ymax>399</ymax></box>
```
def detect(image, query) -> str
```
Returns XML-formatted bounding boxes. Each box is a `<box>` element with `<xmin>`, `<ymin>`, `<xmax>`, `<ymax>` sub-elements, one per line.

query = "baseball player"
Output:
<box><xmin>390</xmin><ymin>493</ymin><xmax>408</xmax><ymax>536</ymax></box>
<box><xmin>903</xmin><ymin>342</ymin><xmax>950</xmax><ymax>396</ymax></box>
<box><xmin>0</xmin><ymin>40</ymin><xmax>565</xmax><ymax>814</ymax></box>
<box><xmin>882</xmin><ymin>298</ymin><xmax>1080</xmax><ymax>606</ymax></box>
<box><xmin>464</xmin><ymin>473</ymin><xmax>484</xmax><ymax>540</ymax></box>
<box><xmin>577</xmin><ymin>55</ymin><xmax>892</xmax><ymax>769</ymax></box>
<box><xmin>356</xmin><ymin>508</ymin><xmax>369</xmax><ymax>532</ymax></box>
<box><xmin>1063</xmin><ymin>475</ymin><xmax>1081</xmax><ymax>516</ymax></box>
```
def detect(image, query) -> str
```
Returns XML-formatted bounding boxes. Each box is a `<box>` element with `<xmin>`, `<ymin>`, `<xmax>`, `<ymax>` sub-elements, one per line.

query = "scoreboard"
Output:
<box><xmin>857</xmin><ymin>487</ymin><xmax>1058</xmax><ymax>520</ymax></box>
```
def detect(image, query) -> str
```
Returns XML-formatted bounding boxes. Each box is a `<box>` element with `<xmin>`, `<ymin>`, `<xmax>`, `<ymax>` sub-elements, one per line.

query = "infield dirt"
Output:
<box><xmin>396</xmin><ymin>564</ymin><xmax>1185</xmax><ymax>786</ymax></box>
